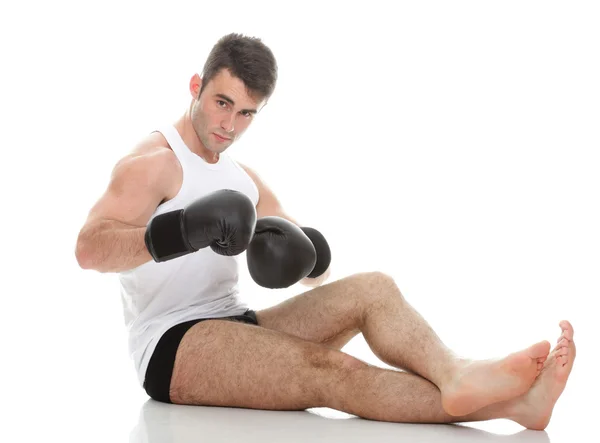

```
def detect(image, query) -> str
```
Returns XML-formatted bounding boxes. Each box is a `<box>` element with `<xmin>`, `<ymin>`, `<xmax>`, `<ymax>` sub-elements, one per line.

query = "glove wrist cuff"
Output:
<box><xmin>145</xmin><ymin>209</ymin><xmax>193</xmax><ymax>262</ymax></box>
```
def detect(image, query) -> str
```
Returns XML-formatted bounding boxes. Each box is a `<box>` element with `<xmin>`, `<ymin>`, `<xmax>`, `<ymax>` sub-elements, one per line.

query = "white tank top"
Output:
<box><xmin>118</xmin><ymin>125</ymin><xmax>259</xmax><ymax>387</ymax></box>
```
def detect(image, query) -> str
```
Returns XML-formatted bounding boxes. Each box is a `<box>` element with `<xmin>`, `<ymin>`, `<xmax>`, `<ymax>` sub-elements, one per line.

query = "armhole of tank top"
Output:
<box><xmin>153</xmin><ymin>128</ymin><xmax>189</xmax><ymax>207</ymax></box>
<box><xmin>248</xmin><ymin>174</ymin><xmax>259</xmax><ymax>206</ymax></box>
<box><xmin>229</xmin><ymin>156</ymin><xmax>260</xmax><ymax>206</ymax></box>
<box><xmin>150</xmin><ymin>145</ymin><xmax>188</xmax><ymax>211</ymax></box>
<box><xmin>164</xmin><ymin>151</ymin><xmax>188</xmax><ymax>206</ymax></box>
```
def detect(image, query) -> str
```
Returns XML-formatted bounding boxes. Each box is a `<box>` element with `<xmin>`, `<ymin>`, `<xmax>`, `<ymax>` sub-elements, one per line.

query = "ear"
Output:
<box><xmin>189</xmin><ymin>73</ymin><xmax>203</xmax><ymax>99</ymax></box>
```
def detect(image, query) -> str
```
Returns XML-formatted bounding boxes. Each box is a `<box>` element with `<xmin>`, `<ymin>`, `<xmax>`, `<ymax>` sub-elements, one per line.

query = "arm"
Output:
<box><xmin>238</xmin><ymin>163</ymin><xmax>331</xmax><ymax>287</ymax></box>
<box><xmin>75</xmin><ymin>148</ymin><xmax>179</xmax><ymax>273</ymax></box>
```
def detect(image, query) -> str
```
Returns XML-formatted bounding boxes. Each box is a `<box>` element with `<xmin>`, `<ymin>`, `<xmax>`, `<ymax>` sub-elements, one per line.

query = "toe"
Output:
<box><xmin>559</xmin><ymin>320</ymin><xmax>574</xmax><ymax>340</ymax></box>
<box><xmin>530</xmin><ymin>340</ymin><xmax>551</xmax><ymax>358</ymax></box>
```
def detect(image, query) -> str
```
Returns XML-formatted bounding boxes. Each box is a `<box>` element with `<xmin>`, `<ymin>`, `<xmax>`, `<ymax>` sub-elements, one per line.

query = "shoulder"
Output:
<box><xmin>112</xmin><ymin>132</ymin><xmax>182</xmax><ymax>198</ymax></box>
<box><xmin>118</xmin><ymin>132</ymin><xmax>180</xmax><ymax>172</ymax></box>
<box><xmin>235</xmin><ymin>161</ymin><xmax>262</xmax><ymax>186</ymax></box>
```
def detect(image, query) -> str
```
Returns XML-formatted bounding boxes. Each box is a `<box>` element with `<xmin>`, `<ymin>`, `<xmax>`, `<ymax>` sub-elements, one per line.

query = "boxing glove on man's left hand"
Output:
<box><xmin>246</xmin><ymin>216</ymin><xmax>331</xmax><ymax>289</ymax></box>
<box><xmin>145</xmin><ymin>189</ymin><xmax>257</xmax><ymax>262</ymax></box>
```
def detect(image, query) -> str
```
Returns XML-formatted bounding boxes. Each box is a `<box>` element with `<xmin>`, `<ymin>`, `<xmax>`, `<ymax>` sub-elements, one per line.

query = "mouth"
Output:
<box><xmin>213</xmin><ymin>133</ymin><xmax>231</xmax><ymax>142</ymax></box>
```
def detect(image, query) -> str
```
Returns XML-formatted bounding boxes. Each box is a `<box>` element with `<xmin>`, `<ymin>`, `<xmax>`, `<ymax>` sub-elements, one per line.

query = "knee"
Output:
<box><xmin>304</xmin><ymin>346</ymin><xmax>366</xmax><ymax>373</ymax></box>
<box><xmin>353</xmin><ymin>270</ymin><xmax>393</xmax><ymax>283</ymax></box>
<box><xmin>370</xmin><ymin>271</ymin><xmax>396</xmax><ymax>285</ymax></box>
<box><xmin>340</xmin><ymin>354</ymin><xmax>369</xmax><ymax>371</ymax></box>
<box><xmin>354</xmin><ymin>271</ymin><xmax>401</xmax><ymax>296</ymax></box>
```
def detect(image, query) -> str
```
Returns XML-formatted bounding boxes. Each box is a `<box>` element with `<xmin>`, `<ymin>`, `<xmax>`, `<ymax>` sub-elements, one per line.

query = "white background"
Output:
<box><xmin>1</xmin><ymin>1</ymin><xmax>598</xmax><ymax>442</ymax></box>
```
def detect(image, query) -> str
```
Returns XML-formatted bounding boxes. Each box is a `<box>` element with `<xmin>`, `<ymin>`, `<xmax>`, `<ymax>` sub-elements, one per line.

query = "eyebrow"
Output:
<box><xmin>216</xmin><ymin>93</ymin><xmax>258</xmax><ymax>114</ymax></box>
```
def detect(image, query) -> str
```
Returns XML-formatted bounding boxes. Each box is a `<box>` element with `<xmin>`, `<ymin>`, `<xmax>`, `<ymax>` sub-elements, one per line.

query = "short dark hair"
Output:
<box><xmin>200</xmin><ymin>33</ymin><xmax>278</xmax><ymax>102</ymax></box>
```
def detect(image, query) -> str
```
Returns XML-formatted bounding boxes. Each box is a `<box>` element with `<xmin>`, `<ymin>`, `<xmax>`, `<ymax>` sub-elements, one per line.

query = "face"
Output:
<box><xmin>189</xmin><ymin>69</ymin><xmax>265</xmax><ymax>155</ymax></box>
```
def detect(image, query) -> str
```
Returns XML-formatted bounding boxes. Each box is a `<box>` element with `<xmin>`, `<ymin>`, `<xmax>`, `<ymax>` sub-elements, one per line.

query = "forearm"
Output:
<box><xmin>76</xmin><ymin>219</ymin><xmax>152</xmax><ymax>273</ymax></box>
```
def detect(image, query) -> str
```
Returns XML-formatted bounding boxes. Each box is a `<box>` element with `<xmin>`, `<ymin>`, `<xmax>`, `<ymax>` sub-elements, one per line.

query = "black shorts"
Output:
<box><xmin>143</xmin><ymin>309</ymin><xmax>258</xmax><ymax>403</ymax></box>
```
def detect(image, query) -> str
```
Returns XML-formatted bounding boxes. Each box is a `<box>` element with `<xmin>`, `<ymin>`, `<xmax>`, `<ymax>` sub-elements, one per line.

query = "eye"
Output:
<box><xmin>241</xmin><ymin>111</ymin><xmax>253</xmax><ymax>118</ymax></box>
<box><xmin>217</xmin><ymin>100</ymin><xmax>227</xmax><ymax>108</ymax></box>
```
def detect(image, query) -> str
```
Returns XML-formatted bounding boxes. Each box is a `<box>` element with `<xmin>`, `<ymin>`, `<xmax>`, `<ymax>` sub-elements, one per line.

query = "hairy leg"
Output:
<box><xmin>169</xmin><ymin>319</ymin><xmax>352</xmax><ymax>409</ymax></box>
<box><xmin>257</xmin><ymin>271</ymin><xmax>551</xmax><ymax>415</ymax></box>
<box><xmin>168</xmin><ymin>317</ymin><xmax>495</xmax><ymax>422</ymax></box>
<box><xmin>255</xmin><ymin>272</ymin><xmax>371</xmax><ymax>350</ymax></box>
<box><xmin>168</xmin><ymin>318</ymin><xmax>574</xmax><ymax>429</ymax></box>
<box><xmin>336</xmin><ymin>318</ymin><xmax>575</xmax><ymax>430</ymax></box>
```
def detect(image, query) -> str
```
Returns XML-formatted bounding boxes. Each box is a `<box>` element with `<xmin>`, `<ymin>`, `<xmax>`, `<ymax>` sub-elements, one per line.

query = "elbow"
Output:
<box><xmin>75</xmin><ymin>237</ymin><xmax>97</xmax><ymax>270</ymax></box>
<box><xmin>75</xmin><ymin>241</ymin><xmax>90</xmax><ymax>269</ymax></box>
<box><xmin>300</xmin><ymin>265</ymin><xmax>331</xmax><ymax>288</ymax></box>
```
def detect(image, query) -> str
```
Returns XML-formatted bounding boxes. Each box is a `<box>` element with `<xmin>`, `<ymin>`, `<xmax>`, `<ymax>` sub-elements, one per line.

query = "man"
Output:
<box><xmin>75</xmin><ymin>33</ymin><xmax>575</xmax><ymax>430</ymax></box>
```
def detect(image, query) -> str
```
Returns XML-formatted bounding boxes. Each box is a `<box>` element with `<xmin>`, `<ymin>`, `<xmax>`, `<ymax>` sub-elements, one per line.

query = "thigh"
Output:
<box><xmin>256</xmin><ymin>271</ymin><xmax>393</xmax><ymax>350</ymax></box>
<box><xmin>169</xmin><ymin>319</ymin><xmax>366</xmax><ymax>409</ymax></box>
<box><xmin>143</xmin><ymin>310</ymin><xmax>259</xmax><ymax>403</ymax></box>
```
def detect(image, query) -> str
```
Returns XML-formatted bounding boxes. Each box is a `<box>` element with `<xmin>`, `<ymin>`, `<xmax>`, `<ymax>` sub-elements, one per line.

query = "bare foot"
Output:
<box><xmin>441</xmin><ymin>339</ymin><xmax>551</xmax><ymax>416</ymax></box>
<box><xmin>507</xmin><ymin>320</ymin><xmax>576</xmax><ymax>430</ymax></box>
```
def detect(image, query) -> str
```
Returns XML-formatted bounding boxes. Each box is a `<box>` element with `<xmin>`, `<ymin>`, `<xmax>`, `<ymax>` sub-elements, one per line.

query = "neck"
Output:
<box><xmin>174</xmin><ymin>110</ymin><xmax>220</xmax><ymax>164</ymax></box>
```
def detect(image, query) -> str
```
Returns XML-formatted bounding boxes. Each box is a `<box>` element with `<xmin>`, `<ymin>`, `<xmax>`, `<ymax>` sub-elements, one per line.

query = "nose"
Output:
<box><xmin>221</xmin><ymin>112</ymin><xmax>235</xmax><ymax>133</ymax></box>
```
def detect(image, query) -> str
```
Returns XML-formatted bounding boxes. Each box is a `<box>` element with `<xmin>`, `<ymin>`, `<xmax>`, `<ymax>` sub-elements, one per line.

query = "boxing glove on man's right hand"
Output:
<box><xmin>145</xmin><ymin>189</ymin><xmax>257</xmax><ymax>262</ymax></box>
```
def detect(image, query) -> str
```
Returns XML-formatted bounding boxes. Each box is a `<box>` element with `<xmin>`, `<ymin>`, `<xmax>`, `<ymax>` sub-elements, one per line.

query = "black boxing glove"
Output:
<box><xmin>145</xmin><ymin>189</ymin><xmax>256</xmax><ymax>262</ymax></box>
<box><xmin>300</xmin><ymin>227</ymin><xmax>331</xmax><ymax>279</ymax></box>
<box><xmin>246</xmin><ymin>216</ymin><xmax>317</xmax><ymax>289</ymax></box>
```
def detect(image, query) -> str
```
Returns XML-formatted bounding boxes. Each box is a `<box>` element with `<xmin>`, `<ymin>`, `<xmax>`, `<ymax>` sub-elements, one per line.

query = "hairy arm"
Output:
<box><xmin>75</xmin><ymin>149</ymin><xmax>179</xmax><ymax>273</ymax></box>
<box><xmin>238</xmin><ymin>163</ymin><xmax>331</xmax><ymax>287</ymax></box>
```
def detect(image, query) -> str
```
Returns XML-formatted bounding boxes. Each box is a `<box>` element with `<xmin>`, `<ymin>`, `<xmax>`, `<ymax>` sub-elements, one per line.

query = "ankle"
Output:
<box><xmin>440</xmin><ymin>356</ymin><xmax>472</xmax><ymax>388</ymax></box>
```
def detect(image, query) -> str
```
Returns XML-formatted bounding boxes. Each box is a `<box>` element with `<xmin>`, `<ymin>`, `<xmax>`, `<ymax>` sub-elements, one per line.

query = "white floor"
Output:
<box><xmin>130</xmin><ymin>402</ymin><xmax>552</xmax><ymax>443</ymax></box>
<box><xmin>30</xmin><ymin>392</ymin><xmax>588</xmax><ymax>443</ymax></box>
<box><xmin>127</xmin><ymin>400</ymin><xmax>590</xmax><ymax>443</ymax></box>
